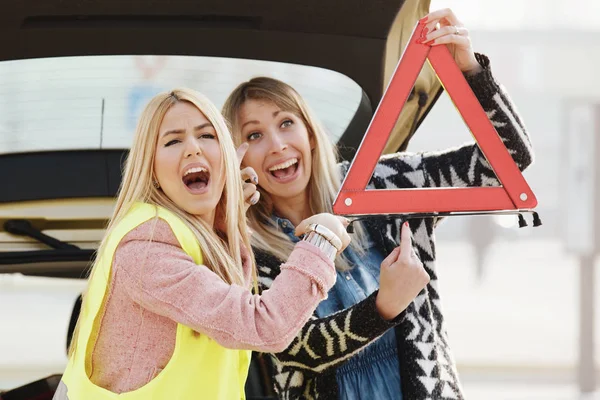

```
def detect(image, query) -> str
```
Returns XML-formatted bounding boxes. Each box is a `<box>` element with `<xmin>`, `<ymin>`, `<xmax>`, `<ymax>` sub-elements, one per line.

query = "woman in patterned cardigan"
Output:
<box><xmin>222</xmin><ymin>8</ymin><xmax>534</xmax><ymax>400</ymax></box>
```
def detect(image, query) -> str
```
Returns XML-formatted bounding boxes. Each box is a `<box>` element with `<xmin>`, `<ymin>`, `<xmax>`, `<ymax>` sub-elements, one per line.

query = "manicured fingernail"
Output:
<box><xmin>253</xmin><ymin>176</ymin><xmax>258</xmax><ymax>184</ymax></box>
<box><xmin>251</xmin><ymin>197</ymin><xmax>258</xmax><ymax>205</ymax></box>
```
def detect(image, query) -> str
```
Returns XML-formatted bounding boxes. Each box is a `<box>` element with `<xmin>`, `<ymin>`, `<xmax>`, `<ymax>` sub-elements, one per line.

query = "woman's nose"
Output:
<box><xmin>185</xmin><ymin>138</ymin><xmax>203</xmax><ymax>158</ymax></box>
<box><xmin>269</xmin><ymin>133</ymin><xmax>288</xmax><ymax>153</ymax></box>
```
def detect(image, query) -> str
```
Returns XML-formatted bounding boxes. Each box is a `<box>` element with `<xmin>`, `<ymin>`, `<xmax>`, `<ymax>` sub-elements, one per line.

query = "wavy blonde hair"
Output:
<box><xmin>70</xmin><ymin>88</ymin><xmax>256</xmax><ymax>357</ymax></box>
<box><xmin>222</xmin><ymin>77</ymin><xmax>365</xmax><ymax>270</ymax></box>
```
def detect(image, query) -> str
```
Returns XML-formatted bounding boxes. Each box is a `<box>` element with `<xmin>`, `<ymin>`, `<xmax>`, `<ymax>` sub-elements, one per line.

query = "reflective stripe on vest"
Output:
<box><xmin>56</xmin><ymin>202</ymin><xmax>250</xmax><ymax>400</ymax></box>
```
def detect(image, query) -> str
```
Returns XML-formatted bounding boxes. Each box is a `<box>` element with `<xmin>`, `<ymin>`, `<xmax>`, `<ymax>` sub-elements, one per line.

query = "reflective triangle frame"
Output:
<box><xmin>333</xmin><ymin>21</ymin><xmax>538</xmax><ymax>216</ymax></box>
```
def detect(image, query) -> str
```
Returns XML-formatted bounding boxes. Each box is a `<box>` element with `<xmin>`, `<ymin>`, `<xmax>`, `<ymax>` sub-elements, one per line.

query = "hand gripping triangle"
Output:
<box><xmin>333</xmin><ymin>21</ymin><xmax>538</xmax><ymax>216</ymax></box>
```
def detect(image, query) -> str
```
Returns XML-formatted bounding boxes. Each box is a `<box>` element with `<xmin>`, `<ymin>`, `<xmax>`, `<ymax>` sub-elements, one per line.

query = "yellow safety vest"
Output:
<box><xmin>56</xmin><ymin>202</ymin><xmax>251</xmax><ymax>400</ymax></box>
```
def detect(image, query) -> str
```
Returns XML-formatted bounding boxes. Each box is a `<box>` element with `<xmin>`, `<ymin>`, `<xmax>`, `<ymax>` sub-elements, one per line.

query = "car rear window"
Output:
<box><xmin>0</xmin><ymin>55</ymin><xmax>362</xmax><ymax>155</ymax></box>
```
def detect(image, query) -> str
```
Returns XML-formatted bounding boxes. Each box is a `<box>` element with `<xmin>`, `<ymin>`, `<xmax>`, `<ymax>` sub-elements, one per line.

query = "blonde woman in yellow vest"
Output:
<box><xmin>55</xmin><ymin>88</ymin><xmax>350</xmax><ymax>400</ymax></box>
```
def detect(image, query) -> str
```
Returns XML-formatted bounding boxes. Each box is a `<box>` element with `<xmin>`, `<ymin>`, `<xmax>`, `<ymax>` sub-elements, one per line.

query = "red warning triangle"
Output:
<box><xmin>333</xmin><ymin>21</ymin><xmax>538</xmax><ymax>216</ymax></box>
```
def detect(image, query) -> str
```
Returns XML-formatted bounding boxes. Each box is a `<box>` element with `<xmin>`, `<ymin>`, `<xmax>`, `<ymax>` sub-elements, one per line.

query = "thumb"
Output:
<box><xmin>295</xmin><ymin>219</ymin><xmax>310</xmax><ymax>237</ymax></box>
<box><xmin>338</xmin><ymin>216</ymin><xmax>350</xmax><ymax>227</ymax></box>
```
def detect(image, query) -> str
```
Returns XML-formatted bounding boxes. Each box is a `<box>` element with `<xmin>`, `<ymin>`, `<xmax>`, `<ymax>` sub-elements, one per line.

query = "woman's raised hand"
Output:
<box><xmin>420</xmin><ymin>8</ymin><xmax>482</xmax><ymax>74</ymax></box>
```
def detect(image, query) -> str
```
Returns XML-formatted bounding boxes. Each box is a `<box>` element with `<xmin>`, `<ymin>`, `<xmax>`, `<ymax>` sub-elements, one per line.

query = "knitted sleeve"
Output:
<box><xmin>370</xmin><ymin>53</ymin><xmax>534</xmax><ymax>191</ymax></box>
<box><xmin>419</xmin><ymin>53</ymin><xmax>534</xmax><ymax>187</ymax></box>
<box><xmin>255</xmin><ymin>249</ymin><xmax>404</xmax><ymax>374</ymax></box>
<box><xmin>116</xmin><ymin>220</ymin><xmax>337</xmax><ymax>353</ymax></box>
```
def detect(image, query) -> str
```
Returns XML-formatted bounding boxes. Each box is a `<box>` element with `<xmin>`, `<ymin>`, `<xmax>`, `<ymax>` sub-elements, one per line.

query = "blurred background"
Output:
<box><xmin>413</xmin><ymin>0</ymin><xmax>600</xmax><ymax>398</ymax></box>
<box><xmin>0</xmin><ymin>0</ymin><xmax>599</xmax><ymax>399</ymax></box>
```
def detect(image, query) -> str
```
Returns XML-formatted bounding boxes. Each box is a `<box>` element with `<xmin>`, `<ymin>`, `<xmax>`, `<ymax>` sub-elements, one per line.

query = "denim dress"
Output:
<box><xmin>274</xmin><ymin>216</ymin><xmax>402</xmax><ymax>400</ymax></box>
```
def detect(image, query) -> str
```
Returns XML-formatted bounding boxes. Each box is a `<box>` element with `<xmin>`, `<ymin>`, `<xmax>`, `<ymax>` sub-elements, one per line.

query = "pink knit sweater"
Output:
<box><xmin>88</xmin><ymin>219</ymin><xmax>336</xmax><ymax>393</ymax></box>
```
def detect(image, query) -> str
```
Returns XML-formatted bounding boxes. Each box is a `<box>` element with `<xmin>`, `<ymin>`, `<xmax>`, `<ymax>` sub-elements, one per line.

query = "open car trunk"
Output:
<box><xmin>0</xmin><ymin>0</ymin><xmax>441</xmax><ymax>398</ymax></box>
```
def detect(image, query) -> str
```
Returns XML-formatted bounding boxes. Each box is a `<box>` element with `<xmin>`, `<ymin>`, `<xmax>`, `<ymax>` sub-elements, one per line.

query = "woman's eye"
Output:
<box><xmin>165</xmin><ymin>139</ymin><xmax>180</xmax><ymax>147</ymax></box>
<box><xmin>281</xmin><ymin>119</ymin><xmax>293</xmax><ymax>128</ymax></box>
<box><xmin>199</xmin><ymin>133</ymin><xmax>216</xmax><ymax>139</ymax></box>
<box><xmin>247</xmin><ymin>132</ymin><xmax>261</xmax><ymax>141</ymax></box>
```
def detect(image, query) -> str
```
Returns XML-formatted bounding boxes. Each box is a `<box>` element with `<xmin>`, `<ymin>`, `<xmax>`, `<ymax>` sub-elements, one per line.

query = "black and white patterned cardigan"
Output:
<box><xmin>253</xmin><ymin>53</ymin><xmax>534</xmax><ymax>400</ymax></box>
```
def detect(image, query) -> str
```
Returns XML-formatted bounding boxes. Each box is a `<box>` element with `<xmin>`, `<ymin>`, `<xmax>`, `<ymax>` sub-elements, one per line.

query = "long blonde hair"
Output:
<box><xmin>222</xmin><ymin>77</ymin><xmax>365</xmax><ymax>270</ymax></box>
<box><xmin>70</xmin><ymin>88</ymin><xmax>256</xmax><ymax>357</ymax></box>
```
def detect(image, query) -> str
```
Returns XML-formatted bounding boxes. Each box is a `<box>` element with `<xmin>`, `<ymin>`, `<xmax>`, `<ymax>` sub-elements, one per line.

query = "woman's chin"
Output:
<box><xmin>268</xmin><ymin>180</ymin><xmax>310</xmax><ymax>202</ymax></box>
<box><xmin>177</xmin><ymin>200</ymin><xmax>218</xmax><ymax>223</ymax></box>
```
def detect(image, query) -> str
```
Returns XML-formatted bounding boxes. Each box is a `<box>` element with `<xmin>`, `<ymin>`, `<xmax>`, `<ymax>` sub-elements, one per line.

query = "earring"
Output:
<box><xmin>153</xmin><ymin>180</ymin><xmax>160</xmax><ymax>189</ymax></box>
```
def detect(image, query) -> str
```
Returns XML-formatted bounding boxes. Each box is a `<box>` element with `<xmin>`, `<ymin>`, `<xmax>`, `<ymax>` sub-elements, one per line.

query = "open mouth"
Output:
<box><xmin>182</xmin><ymin>167</ymin><xmax>210</xmax><ymax>193</ymax></box>
<box><xmin>268</xmin><ymin>158</ymin><xmax>299</xmax><ymax>181</ymax></box>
